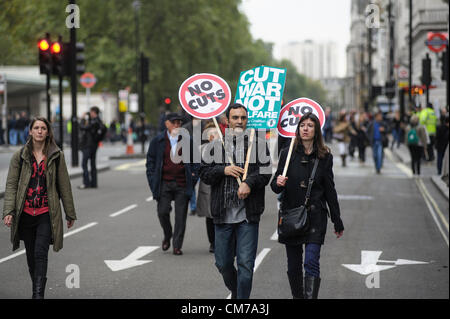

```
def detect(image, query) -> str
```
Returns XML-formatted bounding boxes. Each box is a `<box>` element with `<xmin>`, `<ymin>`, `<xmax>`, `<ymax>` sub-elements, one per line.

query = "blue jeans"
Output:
<box><xmin>189</xmin><ymin>188</ymin><xmax>197</xmax><ymax>212</ymax></box>
<box><xmin>285</xmin><ymin>243</ymin><xmax>321</xmax><ymax>278</ymax></box>
<box><xmin>372</xmin><ymin>140</ymin><xmax>384</xmax><ymax>172</ymax></box>
<box><xmin>214</xmin><ymin>221</ymin><xmax>259</xmax><ymax>299</ymax></box>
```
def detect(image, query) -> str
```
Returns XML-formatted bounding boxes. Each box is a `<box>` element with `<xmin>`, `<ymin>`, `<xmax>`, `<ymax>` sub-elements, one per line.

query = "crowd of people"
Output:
<box><xmin>2</xmin><ymin>102</ymin><xmax>448</xmax><ymax>300</ymax></box>
<box><xmin>321</xmin><ymin>104</ymin><xmax>449</xmax><ymax>177</ymax></box>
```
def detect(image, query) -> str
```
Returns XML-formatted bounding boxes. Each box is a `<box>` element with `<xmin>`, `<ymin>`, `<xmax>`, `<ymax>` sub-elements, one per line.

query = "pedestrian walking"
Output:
<box><xmin>367</xmin><ymin>112</ymin><xmax>388</xmax><ymax>174</ymax></box>
<box><xmin>419</xmin><ymin>103</ymin><xmax>438</xmax><ymax>162</ymax></box>
<box><xmin>390</xmin><ymin>110</ymin><xmax>402</xmax><ymax>150</ymax></box>
<box><xmin>356</xmin><ymin>112</ymin><xmax>369</xmax><ymax>163</ymax></box>
<box><xmin>333</xmin><ymin>111</ymin><xmax>351</xmax><ymax>167</ymax></box>
<box><xmin>199</xmin><ymin>103</ymin><xmax>271</xmax><ymax>299</ymax></box>
<box><xmin>322</xmin><ymin>107</ymin><xmax>333</xmax><ymax>143</ymax></box>
<box><xmin>146</xmin><ymin>112</ymin><xmax>199</xmax><ymax>256</ymax></box>
<box><xmin>2</xmin><ymin>117</ymin><xmax>77</xmax><ymax>299</ymax></box>
<box><xmin>196</xmin><ymin>122</ymin><xmax>220</xmax><ymax>253</ymax></box>
<box><xmin>270</xmin><ymin>112</ymin><xmax>344</xmax><ymax>299</ymax></box>
<box><xmin>78</xmin><ymin>106</ymin><xmax>105</xmax><ymax>189</ymax></box>
<box><xmin>348</xmin><ymin>112</ymin><xmax>358</xmax><ymax>160</ymax></box>
<box><xmin>435</xmin><ymin>114</ymin><xmax>449</xmax><ymax>175</ymax></box>
<box><xmin>405</xmin><ymin>115</ymin><xmax>429</xmax><ymax>176</ymax></box>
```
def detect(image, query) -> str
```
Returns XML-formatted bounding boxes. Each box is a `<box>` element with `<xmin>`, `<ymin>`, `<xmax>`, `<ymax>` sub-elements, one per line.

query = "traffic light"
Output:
<box><xmin>38</xmin><ymin>34</ymin><xmax>52</xmax><ymax>74</ymax></box>
<box><xmin>164</xmin><ymin>97</ymin><xmax>172</xmax><ymax>106</ymax></box>
<box><xmin>75</xmin><ymin>42</ymin><xmax>85</xmax><ymax>75</ymax></box>
<box><xmin>411</xmin><ymin>87</ymin><xmax>423</xmax><ymax>96</ymax></box>
<box><xmin>441</xmin><ymin>49</ymin><xmax>449</xmax><ymax>81</ymax></box>
<box><xmin>421</xmin><ymin>54</ymin><xmax>431</xmax><ymax>86</ymax></box>
<box><xmin>51</xmin><ymin>36</ymin><xmax>63</xmax><ymax>76</ymax></box>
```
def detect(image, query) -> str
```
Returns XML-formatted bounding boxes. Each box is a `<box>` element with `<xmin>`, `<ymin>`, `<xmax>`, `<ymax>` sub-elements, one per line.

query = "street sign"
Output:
<box><xmin>118</xmin><ymin>89</ymin><xmax>129</xmax><ymax>112</ymax></box>
<box><xmin>425</xmin><ymin>32</ymin><xmax>449</xmax><ymax>53</ymax></box>
<box><xmin>397</xmin><ymin>65</ymin><xmax>409</xmax><ymax>80</ymax></box>
<box><xmin>234</xmin><ymin>65</ymin><xmax>286</xmax><ymax>129</ymax></box>
<box><xmin>80</xmin><ymin>72</ymin><xmax>96</xmax><ymax>89</ymax></box>
<box><xmin>129</xmin><ymin>93</ymin><xmax>138</xmax><ymax>113</ymax></box>
<box><xmin>178</xmin><ymin>73</ymin><xmax>231</xmax><ymax>119</ymax></box>
<box><xmin>277</xmin><ymin>97</ymin><xmax>326</xmax><ymax>138</ymax></box>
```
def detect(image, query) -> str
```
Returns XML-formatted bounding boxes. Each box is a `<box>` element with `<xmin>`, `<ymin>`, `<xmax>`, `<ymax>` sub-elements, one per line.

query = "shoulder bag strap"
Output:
<box><xmin>304</xmin><ymin>158</ymin><xmax>319</xmax><ymax>207</ymax></box>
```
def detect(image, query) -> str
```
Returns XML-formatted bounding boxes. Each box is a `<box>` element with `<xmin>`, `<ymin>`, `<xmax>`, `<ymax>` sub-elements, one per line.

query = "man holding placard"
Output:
<box><xmin>199</xmin><ymin>103</ymin><xmax>271</xmax><ymax>299</ymax></box>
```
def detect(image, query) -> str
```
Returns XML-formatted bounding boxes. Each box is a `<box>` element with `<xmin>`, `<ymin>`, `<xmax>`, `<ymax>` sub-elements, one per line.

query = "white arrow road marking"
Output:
<box><xmin>109</xmin><ymin>204</ymin><xmax>138</xmax><ymax>217</ymax></box>
<box><xmin>104</xmin><ymin>246</ymin><xmax>159</xmax><ymax>272</ymax></box>
<box><xmin>342</xmin><ymin>250</ymin><xmax>430</xmax><ymax>275</ymax></box>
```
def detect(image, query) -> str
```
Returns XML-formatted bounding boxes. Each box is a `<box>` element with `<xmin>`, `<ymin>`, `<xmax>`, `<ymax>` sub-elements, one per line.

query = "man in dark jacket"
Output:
<box><xmin>146</xmin><ymin>112</ymin><xmax>199</xmax><ymax>256</ymax></box>
<box><xmin>78</xmin><ymin>106</ymin><xmax>103</xmax><ymax>189</ymax></box>
<box><xmin>199</xmin><ymin>103</ymin><xmax>271</xmax><ymax>299</ymax></box>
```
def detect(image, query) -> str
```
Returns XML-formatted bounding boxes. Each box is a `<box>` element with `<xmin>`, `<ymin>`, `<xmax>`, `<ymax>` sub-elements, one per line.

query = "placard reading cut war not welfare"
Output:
<box><xmin>235</xmin><ymin>66</ymin><xmax>286</xmax><ymax>129</ymax></box>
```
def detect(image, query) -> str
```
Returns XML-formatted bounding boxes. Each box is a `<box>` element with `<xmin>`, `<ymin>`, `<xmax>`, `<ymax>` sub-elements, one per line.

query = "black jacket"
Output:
<box><xmin>79</xmin><ymin>116</ymin><xmax>102</xmax><ymax>149</ymax></box>
<box><xmin>271</xmin><ymin>145</ymin><xmax>344</xmax><ymax>245</ymax></box>
<box><xmin>199</xmin><ymin>135</ymin><xmax>271</xmax><ymax>224</ymax></box>
<box><xmin>146</xmin><ymin>130</ymin><xmax>199</xmax><ymax>201</ymax></box>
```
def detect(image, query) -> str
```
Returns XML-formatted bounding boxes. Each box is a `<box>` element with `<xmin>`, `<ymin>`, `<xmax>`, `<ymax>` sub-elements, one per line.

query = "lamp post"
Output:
<box><xmin>133</xmin><ymin>0</ymin><xmax>146</xmax><ymax>154</ymax></box>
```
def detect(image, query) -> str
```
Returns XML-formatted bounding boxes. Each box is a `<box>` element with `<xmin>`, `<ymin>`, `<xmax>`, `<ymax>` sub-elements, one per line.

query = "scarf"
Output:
<box><xmin>223</xmin><ymin>134</ymin><xmax>248</xmax><ymax>209</ymax></box>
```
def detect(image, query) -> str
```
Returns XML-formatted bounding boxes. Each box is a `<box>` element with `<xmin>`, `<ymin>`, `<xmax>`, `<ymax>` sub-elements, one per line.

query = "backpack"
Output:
<box><xmin>94</xmin><ymin>121</ymin><xmax>107</xmax><ymax>143</ymax></box>
<box><xmin>407</xmin><ymin>128</ymin><xmax>419</xmax><ymax>145</ymax></box>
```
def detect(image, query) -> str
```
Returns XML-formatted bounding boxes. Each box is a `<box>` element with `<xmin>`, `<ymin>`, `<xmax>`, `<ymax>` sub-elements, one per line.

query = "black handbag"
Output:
<box><xmin>278</xmin><ymin>158</ymin><xmax>319</xmax><ymax>238</ymax></box>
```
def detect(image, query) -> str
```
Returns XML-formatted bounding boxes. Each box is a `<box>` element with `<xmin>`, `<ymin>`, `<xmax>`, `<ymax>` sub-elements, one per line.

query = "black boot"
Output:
<box><xmin>287</xmin><ymin>271</ymin><xmax>304</xmax><ymax>299</ymax></box>
<box><xmin>341</xmin><ymin>155</ymin><xmax>347</xmax><ymax>167</ymax></box>
<box><xmin>32</xmin><ymin>276</ymin><xmax>47</xmax><ymax>299</ymax></box>
<box><xmin>304</xmin><ymin>276</ymin><xmax>320</xmax><ymax>299</ymax></box>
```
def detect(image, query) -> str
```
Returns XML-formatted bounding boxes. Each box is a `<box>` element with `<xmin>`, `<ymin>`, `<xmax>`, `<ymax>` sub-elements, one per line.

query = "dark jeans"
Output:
<box><xmin>437</xmin><ymin>149</ymin><xmax>446</xmax><ymax>175</ymax></box>
<box><xmin>214</xmin><ymin>221</ymin><xmax>259</xmax><ymax>299</ymax></box>
<box><xmin>206</xmin><ymin>217</ymin><xmax>215</xmax><ymax>246</ymax></box>
<box><xmin>408</xmin><ymin>145</ymin><xmax>423</xmax><ymax>175</ymax></box>
<box><xmin>157</xmin><ymin>180</ymin><xmax>189</xmax><ymax>249</ymax></box>
<box><xmin>81</xmin><ymin>146</ymin><xmax>98</xmax><ymax>187</ymax></box>
<box><xmin>19</xmin><ymin>213</ymin><xmax>52</xmax><ymax>279</ymax></box>
<box><xmin>285</xmin><ymin>243</ymin><xmax>321</xmax><ymax>278</ymax></box>
<box><xmin>372</xmin><ymin>140</ymin><xmax>384</xmax><ymax>172</ymax></box>
<box><xmin>427</xmin><ymin>135</ymin><xmax>435</xmax><ymax>161</ymax></box>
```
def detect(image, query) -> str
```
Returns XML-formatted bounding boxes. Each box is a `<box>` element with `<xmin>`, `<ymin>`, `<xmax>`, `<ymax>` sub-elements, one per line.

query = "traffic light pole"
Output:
<box><xmin>59</xmin><ymin>74</ymin><xmax>64</xmax><ymax>150</ymax></box>
<box><xmin>46</xmin><ymin>72</ymin><xmax>51</xmax><ymax>121</ymax></box>
<box><xmin>70</xmin><ymin>0</ymin><xmax>79</xmax><ymax>167</ymax></box>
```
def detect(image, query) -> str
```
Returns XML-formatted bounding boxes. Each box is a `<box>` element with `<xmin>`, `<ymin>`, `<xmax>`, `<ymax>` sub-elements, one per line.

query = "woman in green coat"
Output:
<box><xmin>2</xmin><ymin>117</ymin><xmax>77</xmax><ymax>299</ymax></box>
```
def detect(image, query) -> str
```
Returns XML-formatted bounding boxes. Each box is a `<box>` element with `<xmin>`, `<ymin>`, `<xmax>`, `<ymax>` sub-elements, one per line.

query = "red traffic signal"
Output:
<box><xmin>51</xmin><ymin>41</ymin><xmax>61</xmax><ymax>54</ymax></box>
<box><xmin>164</xmin><ymin>97</ymin><xmax>171</xmax><ymax>105</ymax></box>
<box><xmin>38</xmin><ymin>39</ymin><xmax>50</xmax><ymax>51</ymax></box>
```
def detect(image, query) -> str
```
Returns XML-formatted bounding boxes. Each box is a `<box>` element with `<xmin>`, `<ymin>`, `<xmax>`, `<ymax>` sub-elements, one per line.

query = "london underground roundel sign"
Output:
<box><xmin>178</xmin><ymin>73</ymin><xmax>231</xmax><ymax>119</ymax></box>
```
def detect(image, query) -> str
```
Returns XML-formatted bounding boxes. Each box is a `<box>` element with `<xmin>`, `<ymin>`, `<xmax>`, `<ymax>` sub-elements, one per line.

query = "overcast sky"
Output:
<box><xmin>240</xmin><ymin>0</ymin><xmax>351</xmax><ymax>77</ymax></box>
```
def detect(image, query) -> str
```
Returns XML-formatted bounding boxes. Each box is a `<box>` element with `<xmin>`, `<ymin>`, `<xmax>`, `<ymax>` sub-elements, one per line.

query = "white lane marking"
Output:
<box><xmin>63</xmin><ymin>222</ymin><xmax>98</xmax><ymax>238</ymax></box>
<box><xmin>0</xmin><ymin>222</ymin><xmax>98</xmax><ymax>264</ymax></box>
<box><xmin>385</xmin><ymin>149</ymin><xmax>413</xmax><ymax>178</ymax></box>
<box><xmin>109</xmin><ymin>204</ymin><xmax>138</xmax><ymax>217</ymax></box>
<box><xmin>338</xmin><ymin>195</ymin><xmax>374</xmax><ymax>200</ymax></box>
<box><xmin>0</xmin><ymin>250</ymin><xmax>26</xmax><ymax>264</ymax></box>
<box><xmin>270</xmin><ymin>230</ymin><xmax>278</xmax><ymax>241</ymax></box>
<box><xmin>226</xmin><ymin>248</ymin><xmax>271</xmax><ymax>299</ymax></box>
<box><xmin>415</xmin><ymin>178</ymin><xmax>449</xmax><ymax>246</ymax></box>
<box><xmin>417</xmin><ymin>178</ymin><xmax>449</xmax><ymax>231</ymax></box>
<box><xmin>146</xmin><ymin>196</ymin><xmax>153</xmax><ymax>202</ymax></box>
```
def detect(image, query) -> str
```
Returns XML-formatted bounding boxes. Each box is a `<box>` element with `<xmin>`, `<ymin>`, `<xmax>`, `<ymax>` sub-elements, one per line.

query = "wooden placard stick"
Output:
<box><xmin>212</xmin><ymin>117</ymin><xmax>242</xmax><ymax>185</ymax></box>
<box><xmin>282</xmin><ymin>138</ymin><xmax>295</xmax><ymax>177</ymax></box>
<box><xmin>242</xmin><ymin>128</ymin><xmax>255</xmax><ymax>181</ymax></box>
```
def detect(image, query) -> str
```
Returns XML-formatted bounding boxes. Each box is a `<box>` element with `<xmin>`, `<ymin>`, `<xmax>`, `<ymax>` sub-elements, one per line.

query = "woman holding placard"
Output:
<box><xmin>270</xmin><ymin>113</ymin><xmax>344</xmax><ymax>299</ymax></box>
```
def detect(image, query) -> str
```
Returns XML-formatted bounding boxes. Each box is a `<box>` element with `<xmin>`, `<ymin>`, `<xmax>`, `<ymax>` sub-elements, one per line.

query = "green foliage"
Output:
<box><xmin>0</xmin><ymin>0</ymin><xmax>327</xmax><ymax>124</ymax></box>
